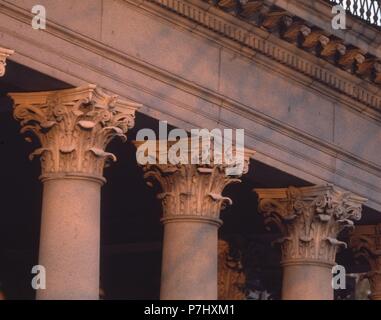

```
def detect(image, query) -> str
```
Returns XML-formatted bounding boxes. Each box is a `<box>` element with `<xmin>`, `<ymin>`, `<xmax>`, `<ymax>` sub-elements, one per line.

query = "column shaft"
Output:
<box><xmin>281</xmin><ymin>263</ymin><xmax>333</xmax><ymax>300</ymax></box>
<box><xmin>37</xmin><ymin>177</ymin><xmax>101</xmax><ymax>299</ymax></box>
<box><xmin>160</xmin><ymin>218</ymin><xmax>219</xmax><ymax>300</ymax></box>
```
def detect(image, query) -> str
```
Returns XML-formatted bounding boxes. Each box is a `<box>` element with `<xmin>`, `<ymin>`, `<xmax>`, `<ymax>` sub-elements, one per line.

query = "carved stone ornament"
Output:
<box><xmin>350</xmin><ymin>224</ymin><xmax>381</xmax><ymax>300</ymax></box>
<box><xmin>133</xmin><ymin>139</ymin><xmax>255</xmax><ymax>223</ymax></box>
<box><xmin>255</xmin><ymin>185</ymin><xmax>367</xmax><ymax>266</ymax></box>
<box><xmin>10</xmin><ymin>84</ymin><xmax>141</xmax><ymax>181</ymax></box>
<box><xmin>0</xmin><ymin>47</ymin><xmax>14</xmax><ymax>77</ymax></box>
<box><xmin>218</xmin><ymin>240</ymin><xmax>246</xmax><ymax>300</ymax></box>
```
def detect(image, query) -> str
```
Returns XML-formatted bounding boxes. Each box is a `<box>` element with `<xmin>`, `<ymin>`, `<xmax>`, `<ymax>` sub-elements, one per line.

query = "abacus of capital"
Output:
<box><xmin>0</xmin><ymin>47</ymin><xmax>14</xmax><ymax>77</ymax></box>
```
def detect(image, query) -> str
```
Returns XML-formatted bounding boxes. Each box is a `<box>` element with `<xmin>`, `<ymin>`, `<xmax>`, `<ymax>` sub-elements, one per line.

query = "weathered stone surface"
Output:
<box><xmin>11</xmin><ymin>85</ymin><xmax>140</xmax><ymax>300</ymax></box>
<box><xmin>11</xmin><ymin>0</ymin><xmax>103</xmax><ymax>40</ymax></box>
<box><xmin>350</xmin><ymin>224</ymin><xmax>381</xmax><ymax>300</ymax></box>
<box><xmin>255</xmin><ymin>185</ymin><xmax>367</xmax><ymax>300</ymax></box>
<box><xmin>1</xmin><ymin>0</ymin><xmax>380</xmax><ymax>212</ymax></box>
<box><xmin>11</xmin><ymin>84</ymin><xmax>140</xmax><ymax>180</ymax></box>
<box><xmin>134</xmin><ymin>139</ymin><xmax>254</xmax><ymax>300</ymax></box>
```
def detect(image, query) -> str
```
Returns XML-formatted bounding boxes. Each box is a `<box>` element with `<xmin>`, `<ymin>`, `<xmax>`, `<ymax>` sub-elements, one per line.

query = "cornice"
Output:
<box><xmin>203</xmin><ymin>0</ymin><xmax>381</xmax><ymax>87</ymax></box>
<box><xmin>145</xmin><ymin>0</ymin><xmax>381</xmax><ymax>118</ymax></box>
<box><xmin>267</xmin><ymin>0</ymin><xmax>381</xmax><ymax>57</ymax></box>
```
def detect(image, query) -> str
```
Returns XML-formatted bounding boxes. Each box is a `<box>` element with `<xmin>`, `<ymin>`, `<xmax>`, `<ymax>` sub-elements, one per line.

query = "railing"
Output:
<box><xmin>210</xmin><ymin>1</ymin><xmax>381</xmax><ymax>28</ymax></box>
<box><xmin>328</xmin><ymin>0</ymin><xmax>381</xmax><ymax>27</ymax></box>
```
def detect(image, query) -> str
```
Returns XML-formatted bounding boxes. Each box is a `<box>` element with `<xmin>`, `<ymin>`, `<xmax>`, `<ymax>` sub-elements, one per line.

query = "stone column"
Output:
<box><xmin>255</xmin><ymin>185</ymin><xmax>366</xmax><ymax>300</ymax></box>
<box><xmin>134</xmin><ymin>139</ymin><xmax>254</xmax><ymax>300</ymax></box>
<box><xmin>350</xmin><ymin>224</ymin><xmax>381</xmax><ymax>300</ymax></box>
<box><xmin>0</xmin><ymin>47</ymin><xmax>14</xmax><ymax>77</ymax></box>
<box><xmin>218</xmin><ymin>240</ymin><xmax>246</xmax><ymax>300</ymax></box>
<box><xmin>10</xmin><ymin>85</ymin><xmax>140</xmax><ymax>299</ymax></box>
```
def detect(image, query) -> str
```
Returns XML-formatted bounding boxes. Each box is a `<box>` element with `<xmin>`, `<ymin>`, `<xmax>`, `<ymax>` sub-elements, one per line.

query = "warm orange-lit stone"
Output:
<box><xmin>350</xmin><ymin>224</ymin><xmax>381</xmax><ymax>300</ymax></box>
<box><xmin>134</xmin><ymin>139</ymin><xmax>254</xmax><ymax>300</ymax></box>
<box><xmin>0</xmin><ymin>47</ymin><xmax>14</xmax><ymax>77</ymax></box>
<box><xmin>255</xmin><ymin>185</ymin><xmax>366</xmax><ymax>300</ymax></box>
<box><xmin>11</xmin><ymin>85</ymin><xmax>140</xmax><ymax>299</ymax></box>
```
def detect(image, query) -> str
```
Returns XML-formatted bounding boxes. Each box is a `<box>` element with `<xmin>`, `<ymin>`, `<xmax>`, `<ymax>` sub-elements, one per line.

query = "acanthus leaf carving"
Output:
<box><xmin>255</xmin><ymin>185</ymin><xmax>367</xmax><ymax>265</ymax></box>
<box><xmin>134</xmin><ymin>139</ymin><xmax>254</xmax><ymax>221</ymax></box>
<box><xmin>10</xmin><ymin>84</ymin><xmax>141</xmax><ymax>180</ymax></box>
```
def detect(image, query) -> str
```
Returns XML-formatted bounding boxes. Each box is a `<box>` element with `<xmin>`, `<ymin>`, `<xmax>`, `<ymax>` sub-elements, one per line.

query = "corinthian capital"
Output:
<box><xmin>11</xmin><ymin>84</ymin><xmax>141</xmax><ymax>181</ymax></box>
<box><xmin>0</xmin><ymin>47</ymin><xmax>14</xmax><ymax>77</ymax></box>
<box><xmin>255</xmin><ymin>185</ymin><xmax>367</xmax><ymax>266</ymax></box>
<box><xmin>350</xmin><ymin>224</ymin><xmax>381</xmax><ymax>300</ymax></box>
<box><xmin>134</xmin><ymin>139</ymin><xmax>254</xmax><ymax>224</ymax></box>
<box><xmin>218</xmin><ymin>240</ymin><xmax>246</xmax><ymax>300</ymax></box>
